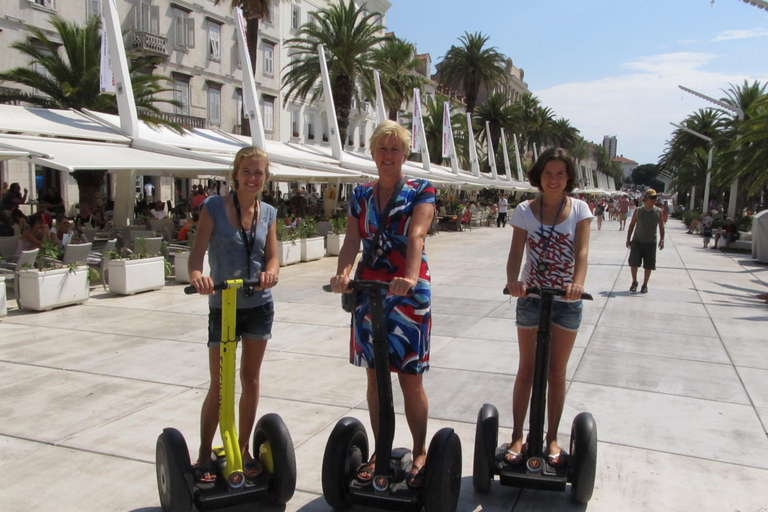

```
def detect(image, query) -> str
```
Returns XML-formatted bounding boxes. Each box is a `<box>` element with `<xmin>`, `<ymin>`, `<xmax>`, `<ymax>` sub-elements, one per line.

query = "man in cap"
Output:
<box><xmin>626</xmin><ymin>189</ymin><xmax>665</xmax><ymax>293</ymax></box>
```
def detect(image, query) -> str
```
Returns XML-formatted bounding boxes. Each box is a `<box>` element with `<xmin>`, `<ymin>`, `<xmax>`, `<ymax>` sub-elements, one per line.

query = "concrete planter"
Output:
<box><xmin>300</xmin><ymin>236</ymin><xmax>325</xmax><ymax>261</ymax></box>
<box><xmin>326</xmin><ymin>233</ymin><xmax>345</xmax><ymax>256</ymax></box>
<box><xmin>108</xmin><ymin>256</ymin><xmax>166</xmax><ymax>295</ymax></box>
<box><xmin>17</xmin><ymin>266</ymin><xmax>89</xmax><ymax>311</ymax></box>
<box><xmin>174</xmin><ymin>251</ymin><xmax>209</xmax><ymax>283</ymax></box>
<box><xmin>277</xmin><ymin>240</ymin><xmax>300</xmax><ymax>267</ymax></box>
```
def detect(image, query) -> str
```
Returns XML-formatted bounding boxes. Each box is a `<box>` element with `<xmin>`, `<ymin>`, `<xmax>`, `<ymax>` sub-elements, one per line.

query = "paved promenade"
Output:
<box><xmin>1</xmin><ymin>217</ymin><xmax>767</xmax><ymax>512</ymax></box>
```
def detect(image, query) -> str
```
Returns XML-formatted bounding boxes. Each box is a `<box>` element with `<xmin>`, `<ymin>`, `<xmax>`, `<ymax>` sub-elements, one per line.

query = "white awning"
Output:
<box><xmin>0</xmin><ymin>105</ymin><xmax>130</xmax><ymax>143</ymax></box>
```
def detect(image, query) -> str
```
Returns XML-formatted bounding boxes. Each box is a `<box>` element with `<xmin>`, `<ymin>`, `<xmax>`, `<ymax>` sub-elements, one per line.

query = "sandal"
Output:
<box><xmin>641</xmin><ymin>285</ymin><xmax>648</xmax><ymax>294</ymax></box>
<box><xmin>356</xmin><ymin>458</ymin><xmax>376</xmax><ymax>483</ymax></box>
<box><xmin>630</xmin><ymin>281</ymin><xmax>638</xmax><ymax>292</ymax></box>
<box><xmin>501</xmin><ymin>443</ymin><xmax>525</xmax><ymax>466</ymax></box>
<box><xmin>407</xmin><ymin>465</ymin><xmax>425</xmax><ymax>488</ymax></box>
<box><xmin>547</xmin><ymin>450</ymin><xmax>568</xmax><ymax>468</ymax></box>
<box><xmin>244</xmin><ymin>460</ymin><xmax>263</xmax><ymax>479</ymax></box>
<box><xmin>193</xmin><ymin>463</ymin><xmax>217</xmax><ymax>488</ymax></box>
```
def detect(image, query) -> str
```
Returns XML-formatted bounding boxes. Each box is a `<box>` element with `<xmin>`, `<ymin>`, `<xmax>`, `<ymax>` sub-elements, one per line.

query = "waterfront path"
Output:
<box><xmin>1</xmin><ymin>217</ymin><xmax>767</xmax><ymax>511</ymax></box>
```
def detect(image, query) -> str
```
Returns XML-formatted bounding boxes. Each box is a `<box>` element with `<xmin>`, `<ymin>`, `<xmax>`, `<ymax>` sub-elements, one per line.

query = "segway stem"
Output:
<box><xmin>219</xmin><ymin>284</ymin><xmax>243</xmax><ymax>484</ymax></box>
<box><xmin>527</xmin><ymin>290</ymin><xmax>555</xmax><ymax>458</ymax></box>
<box><xmin>367</xmin><ymin>288</ymin><xmax>395</xmax><ymax>484</ymax></box>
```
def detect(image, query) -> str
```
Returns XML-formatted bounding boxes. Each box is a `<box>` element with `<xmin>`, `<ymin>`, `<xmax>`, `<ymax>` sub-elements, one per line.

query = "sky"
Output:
<box><xmin>385</xmin><ymin>0</ymin><xmax>768</xmax><ymax>165</ymax></box>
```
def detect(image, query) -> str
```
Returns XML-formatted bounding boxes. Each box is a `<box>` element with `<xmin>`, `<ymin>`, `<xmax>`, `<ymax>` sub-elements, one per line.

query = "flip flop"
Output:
<box><xmin>244</xmin><ymin>460</ymin><xmax>263</xmax><ymax>479</ymax></box>
<box><xmin>407</xmin><ymin>465</ymin><xmax>425</xmax><ymax>488</ymax></box>
<box><xmin>193</xmin><ymin>463</ymin><xmax>217</xmax><ymax>488</ymax></box>
<box><xmin>356</xmin><ymin>459</ymin><xmax>376</xmax><ymax>483</ymax></box>
<box><xmin>630</xmin><ymin>281</ymin><xmax>638</xmax><ymax>292</ymax></box>
<box><xmin>547</xmin><ymin>450</ymin><xmax>568</xmax><ymax>468</ymax></box>
<box><xmin>641</xmin><ymin>285</ymin><xmax>648</xmax><ymax>293</ymax></box>
<box><xmin>501</xmin><ymin>443</ymin><xmax>526</xmax><ymax>466</ymax></box>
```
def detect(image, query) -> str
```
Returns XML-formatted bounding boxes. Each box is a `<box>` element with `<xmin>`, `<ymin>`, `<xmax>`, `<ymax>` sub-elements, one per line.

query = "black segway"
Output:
<box><xmin>322</xmin><ymin>280</ymin><xmax>462</xmax><ymax>512</ymax></box>
<box><xmin>155</xmin><ymin>279</ymin><xmax>296</xmax><ymax>512</ymax></box>
<box><xmin>473</xmin><ymin>286</ymin><xmax>597</xmax><ymax>504</ymax></box>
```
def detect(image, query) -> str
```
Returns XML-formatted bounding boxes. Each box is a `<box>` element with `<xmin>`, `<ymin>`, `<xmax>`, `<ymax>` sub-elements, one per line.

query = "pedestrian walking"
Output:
<box><xmin>626</xmin><ymin>189</ymin><xmax>664</xmax><ymax>293</ymax></box>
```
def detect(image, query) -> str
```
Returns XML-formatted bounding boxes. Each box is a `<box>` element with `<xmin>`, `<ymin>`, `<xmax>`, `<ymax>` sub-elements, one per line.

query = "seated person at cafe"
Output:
<box><xmin>178</xmin><ymin>212</ymin><xmax>199</xmax><ymax>241</ymax></box>
<box><xmin>37</xmin><ymin>202</ymin><xmax>53</xmax><ymax>227</ymax></box>
<box><xmin>17</xmin><ymin>213</ymin><xmax>47</xmax><ymax>253</ymax></box>
<box><xmin>41</xmin><ymin>187</ymin><xmax>65</xmax><ymax>215</ymax></box>
<box><xmin>150</xmin><ymin>201</ymin><xmax>168</xmax><ymax>219</ymax></box>
<box><xmin>75</xmin><ymin>203</ymin><xmax>96</xmax><ymax>232</ymax></box>
<box><xmin>49</xmin><ymin>215</ymin><xmax>74</xmax><ymax>245</ymax></box>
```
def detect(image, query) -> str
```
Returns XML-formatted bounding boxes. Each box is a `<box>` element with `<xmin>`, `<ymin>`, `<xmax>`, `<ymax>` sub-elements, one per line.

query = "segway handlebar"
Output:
<box><xmin>503</xmin><ymin>285</ymin><xmax>593</xmax><ymax>301</ymax></box>
<box><xmin>323</xmin><ymin>279</ymin><xmax>415</xmax><ymax>295</ymax></box>
<box><xmin>184</xmin><ymin>278</ymin><xmax>265</xmax><ymax>295</ymax></box>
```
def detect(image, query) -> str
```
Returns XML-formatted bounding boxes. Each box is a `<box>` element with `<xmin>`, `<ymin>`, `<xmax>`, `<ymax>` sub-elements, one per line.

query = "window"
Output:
<box><xmin>263</xmin><ymin>95</ymin><xmax>275</xmax><ymax>132</ymax></box>
<box><xmin>347</xmin><ymin>124</ymin><xmax>355</xmax><ymax>146</ymax></box>
<box><xmin>306</xmin><ymin>113</ymin><xmax>315</xmax><ymax>140</ymax></box>
<box><xmin>86</xmin><ymin>0</ymin><xmax>101</xmax><ymax>18</ymax></box>
<box><xmin>322</xmin><ymin>115</ymin><xmax>329</xmax><ymax>142</ymax></box>
<box><xmin>291</xmin><ymin>108</ymin><xmax>300</xmax><ymax>137</ymax></box>
<box><xmin>291</xmin><ymin>5</ymin><xmax>301</xmax><ymax>30</ymax></box>
<box><xmin>30</xmin><ymin>39</ymin><xmax>56</xmax><ymax>84</ymax></box>
<box><xmin>237</xmin><ymin>89</ymin><xmax>247</xmax><ymax>120</ymax></box>
<box><xmin>359</xmin><ymin>122</ymin><xmax>366</xmax><ymax>147</ymax></box>
<box><xmin>207</xmin><ymin>85</ymin><xmax>221</xmax><ymax>125</ymax></box>
<box><xmin>174</xmin><ymin>76</ymin><xmax>190</xmax><ymax>115</ymax></box>
<box><xmin>263</xmin><ymin>43</ymin><xmax>275</xmax><ymax>76</ymax></box>
<box><xmin>173</xmin><ymin>7</ymin><xmax>195</xmax><ymax>50</ymax></box>
<box><xmin>266</xmin><ymin>1</ymin><xmax>274</xmax><ymax>24</ymax></box>
<box><xmin>135</xmin><ymin>0</ymin><xmax>160</xmax><ymax>34</ymax></box>
<box><xmin>207</xmin><ymin>21</ymin><xmax>221</xmax><ymax>61</ymax></box>
<box><xmin>33</xmin><ymin>0</ymin><xmax>55</xmax><ymax>9</ymax></box>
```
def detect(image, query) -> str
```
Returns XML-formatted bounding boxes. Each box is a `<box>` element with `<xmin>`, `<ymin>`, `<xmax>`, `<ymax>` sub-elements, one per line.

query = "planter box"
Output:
<box><xmin>301</xmin><ymin>236</ymin><xmax>325</xmax><ymax>261</ymax></box>
<box><xmin>326</xmin><ymin>233</ymin><xmax>345</xmax><ymax>256</ymax></box>
<box><xmin>17</xmin><ymin>266</ymin><xmax>89</xmax><ymax>311</ymax></box>
<box><xmin>277</xmin><ymin>240</ymin><xmax>300</xmax><ymax>267</ymax></box>
<box><xmin>174</xmin><ymin>251</ymin><xmax>209</xmax><ymax>283</ymax></box>
<box><xmin>108</xmin><ymin>256</ymin><xmax>166</xmax><ymax>295</ymax></box>
<box><xmin>0</xmin><ymin>276</ymin><xmax>6</xmax><ymax>318</ymax></box>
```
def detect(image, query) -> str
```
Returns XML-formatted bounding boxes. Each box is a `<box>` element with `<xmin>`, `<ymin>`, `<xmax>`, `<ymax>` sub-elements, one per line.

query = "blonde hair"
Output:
<box><xmin>230</xmin><ymin>146</ymin><xmax>270</xmax><ymax>189</ymax></box>
<box><xmin>369</xmin><ymin>120</ymin><xmax>411</xmax><ymax>154</ymax></box>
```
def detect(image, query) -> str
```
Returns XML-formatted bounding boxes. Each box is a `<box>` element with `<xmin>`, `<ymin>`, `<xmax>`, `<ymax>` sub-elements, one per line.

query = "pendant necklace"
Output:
<box><xmin>536</xmin><ymin>194</ymin><xmax>567</xmax><ymax>274</ymax></box>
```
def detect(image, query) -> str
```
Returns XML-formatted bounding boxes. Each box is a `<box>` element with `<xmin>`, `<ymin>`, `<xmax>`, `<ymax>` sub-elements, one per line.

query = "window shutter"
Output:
<box><xmin>150</xmin><ymin>5</ymin><xmax>160</xmax><ymax>34</ymax></box>
<box><xmin>186</xmin><ymin>18</ymin><xmax>195</xmax><ymax>48</ymax></box>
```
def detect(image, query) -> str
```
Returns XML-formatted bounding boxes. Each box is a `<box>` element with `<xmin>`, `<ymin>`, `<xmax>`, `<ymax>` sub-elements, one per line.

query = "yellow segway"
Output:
<box><xmin>155</xmin><ymin>279</ymin><xmax>296</xmax><ymax>512</ymax></box>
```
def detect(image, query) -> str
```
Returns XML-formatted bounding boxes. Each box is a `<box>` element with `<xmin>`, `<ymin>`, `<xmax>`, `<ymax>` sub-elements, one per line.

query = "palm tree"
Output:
<box><xmin>550</xmin><ymin>118</ymin><xmax>580</xmax><ymax>151</ymax></box>
<box><xmin>371</xmin><ymin>37</ymin><xmax>427</xmax><ymax>120</ymax></box>
<box><xmin>437</xmin><ymin>32</ymin><xmax>507</xmax><ymax>114</ymax></box>
<box><xmin>0</xmin><ymin>16</ymin><xmax>180</xmax><ymax>209</ymax></box>
<box><xmin>421</xmin><ymin>94</ymin><xmax>469</xmax><ymax>167</ymax></box>
<box><xmin>474</xmin><ymin>92</ymin><xmax>519</xmax><ymax>176</ymax></box>
<box><xmin>282</xmin><ymin>0</ymin><xmax>387</xmax><ymax>147</ymax></box>
<box><xmin>728</xmin><ymin>93</ymin><xmax>768</xmax><ymax>194</ymax></box>
<box><xmin>214</xmin><ymin>0</ymin><xmax>269</xmax><ymax>135</ymax></box>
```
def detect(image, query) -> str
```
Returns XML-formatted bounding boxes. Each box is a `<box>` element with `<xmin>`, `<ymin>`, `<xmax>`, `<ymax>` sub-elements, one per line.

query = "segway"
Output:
<box><xmin>473</xmin><ymin>286</ymin><xmax>597</xmax><ymax>504</ymax></box>
<box><xmin>322</xmin><ymin>280</ymin><xmax>462</xmax><ymax>512</ymax></box>
<box><xmin>155</xmin><ymin>279</ymin><xmax>296</xmax><ymax>512</ymax></box>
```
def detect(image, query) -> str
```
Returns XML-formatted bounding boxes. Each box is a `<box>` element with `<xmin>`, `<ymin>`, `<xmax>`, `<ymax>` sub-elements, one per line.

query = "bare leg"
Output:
<box><xmin>545</xmin><ymin>326</ymin><xmax>577</xmax><ymax>457</ymax></box>
<box><xmin>197</xmin><ymin>347</ymin><xmax>221</xmax><ymax>466</ymax></box>
<box><xmin>238</xmin><ymin>337</ymin><xmax>268</xmax><ymax>462</ymax></box>
<box><xmin>630</xmin><ymin>266</ymin><xmax>638</xmax><ymax>285</ymax></box>
<box><xmin>642</xmin><ymin>268</ymin><xmax>652</xmax><ymax>287</ymax></box>
<box><xmin>398</xmin><ymin>373</ymin><xmax>428</xmax><ymax>468</ymax></box>
<box><xmin>509</xmin><ymin>327</ymin><xmax>537</xmax><ymax>455</ymax></box>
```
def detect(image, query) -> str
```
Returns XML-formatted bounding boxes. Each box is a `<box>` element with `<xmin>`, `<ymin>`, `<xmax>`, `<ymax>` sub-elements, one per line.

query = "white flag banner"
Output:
<box><xmin>441</xmin><ymin>101</ymin><xmax>451</xmax><ymax>158</ymax></box>
<box><xmin>411</xmin><ymin>88</ymin><xmax>422</xmax><ymax>154</ymax></box>
<box><xmin>99</xmin><ymin>15</ymin><xmax>115</xmax><ymax>94</ymax></box>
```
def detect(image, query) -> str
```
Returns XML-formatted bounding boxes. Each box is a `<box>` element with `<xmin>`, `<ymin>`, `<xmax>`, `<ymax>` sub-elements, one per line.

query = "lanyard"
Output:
<box><xmin>233</xmin><ymin>193</ymin><xmax>259</xmax><ymax>284</ymax></box>
<box><xmin>536</xmin><ymin>195</ymin><xmax>567</xmax><ymax>274</ymax></box>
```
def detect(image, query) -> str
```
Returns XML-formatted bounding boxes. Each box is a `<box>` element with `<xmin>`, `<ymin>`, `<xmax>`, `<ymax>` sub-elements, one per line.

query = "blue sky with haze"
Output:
<box><xmin>386</xmin><ymin>0</ymin><xmax>768</xmax><ymax>165</ymax></box>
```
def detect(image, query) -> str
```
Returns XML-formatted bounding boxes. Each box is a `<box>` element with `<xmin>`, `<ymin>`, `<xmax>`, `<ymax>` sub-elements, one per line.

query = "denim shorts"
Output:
<box><xmin>516</xmin><ymin>297</ymin><xmax>583</xmax><ymax>332</ymax></box>
<box><xmin>207</xmin><ymin>301</ymin><xmax>274</xmax><ymax>347</ymax></box>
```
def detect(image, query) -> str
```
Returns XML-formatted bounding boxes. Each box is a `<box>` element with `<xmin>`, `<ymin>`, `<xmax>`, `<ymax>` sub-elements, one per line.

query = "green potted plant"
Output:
<box><xmin>17</xmin><ymin>239</ymin><xmax>92</xmax><ymax>311</ymax></box>
<box><xmin>107</xmin><ymin>236</ymin><xmax>168</xmax><ymax>295</ymax></box>
<box><xmin>326</xmin><ymin>216</ymin><xmax>347</xmax><ymax>256</ymax></box>
<box><xmin>276</xmin><ymin>221</ymin><xmax>300</xmax><ymax>266</ymax></box>
<box><xmin>299</xmin><ymin>217</ymin><xmax>324</xmax><ymax>262</ymax></box>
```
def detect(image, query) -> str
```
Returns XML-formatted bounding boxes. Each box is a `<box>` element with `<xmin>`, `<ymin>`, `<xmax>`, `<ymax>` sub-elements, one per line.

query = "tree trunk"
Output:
<box><xmin>70</xmin><ymin>170</ymin><xmax>106</xmax><ymax>211</ymax></box>
<box><xmin>333</xmin><ymin>73</ymin><xmax>352</xmax><ymax>148</ymax></box>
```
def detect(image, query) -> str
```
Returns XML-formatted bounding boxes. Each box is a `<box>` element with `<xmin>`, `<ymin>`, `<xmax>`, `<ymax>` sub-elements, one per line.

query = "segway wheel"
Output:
<box><xmin>253</xmin><ymin>413</ymin><xmax>297</xmax><ymax>505</ymax></box>
<box><xmin>473</xmin><ymin>403</ymin><xmax>499</xmax><ymax>493</ymax></box>
<box><xmin>322</xmin><ymin>417</ymin><xmax>369</xmax><ymax>510</ymax></box>
<box><xmin>569</xmin><ymin>412</ymin><xmax>598</xmax><ymax>504</ymax></box>
<box><xmin>156</xmin><ymin>428</ymin><xmax>194</xmax><ymax>512</ymax></box>
<box><xmin>424</xmin><ymin>428</ymin><xmax>462</xmax><ymax>512</ymax></box>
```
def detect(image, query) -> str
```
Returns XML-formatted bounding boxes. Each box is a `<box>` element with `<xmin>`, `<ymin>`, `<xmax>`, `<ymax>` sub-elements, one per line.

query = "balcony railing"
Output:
<box><xmin>139</xmin><ymin>109</ymin><xmax>207</xmax><ymax>129</ymax></box>
<box><xmin>130</xmin><ymin>31</ymin><xmax>168</xmax><ymax>58</ymax></box>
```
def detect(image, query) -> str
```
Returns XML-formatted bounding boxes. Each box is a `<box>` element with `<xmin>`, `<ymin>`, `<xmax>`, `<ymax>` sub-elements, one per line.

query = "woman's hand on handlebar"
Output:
<box><xmin>330</xmin><ymin>274</ymin><xmax>352</xmax><ymax>294</ymax></box>
<box><xmin>564</xmin><ymin>282</ymin><xmax>584</xmax><ymax>301</ymax></box>
<box><xmin>256</xmin><ymin>270</ymin><xmax>278</xmax><ymax>290</ymax></box>
<box><xmin>190</xmin><ymin>273</ymin><xmax>215</xmax><ymax>295</ymax></box>
<box><xmin>389</xmin><ymin>276</ymin><xmax>417</xmax><ymax>296</ymax></box>
<box><xmin>506</xmin><ymin>280</ymin><xmax>527</xmax><ymax>297</ymax></box>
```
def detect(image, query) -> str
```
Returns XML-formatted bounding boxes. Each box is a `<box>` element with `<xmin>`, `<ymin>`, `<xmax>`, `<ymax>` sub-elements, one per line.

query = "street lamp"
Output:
<box><xmin>678</xmin><ymin>85</ymin><xmax>744</xmax><ymax>217</ymax></box>
<box><xmin>670</xmin><ymin>122</ymin><xmax>714</xmax><ymax>211</ymax></box>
